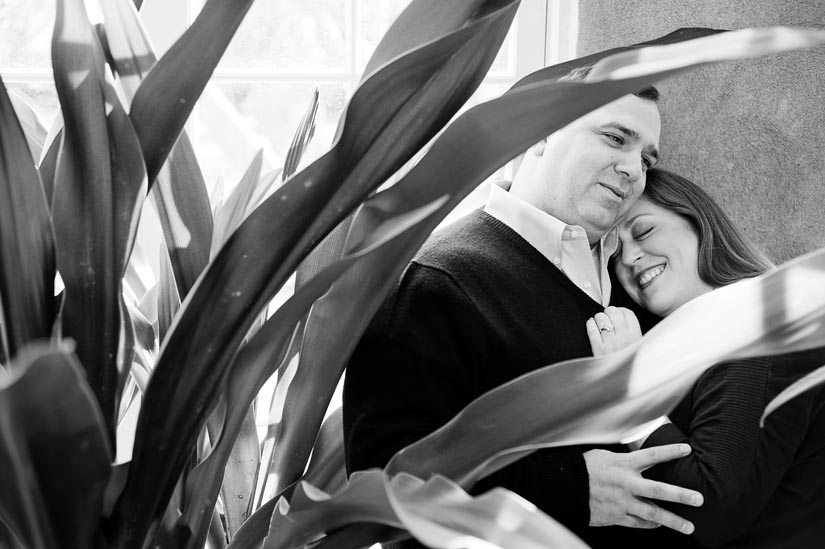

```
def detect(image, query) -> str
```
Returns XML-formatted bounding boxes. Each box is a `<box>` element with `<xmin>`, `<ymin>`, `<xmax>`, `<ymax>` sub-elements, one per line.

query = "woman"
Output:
<box><xmin>585</xmin><ymin>169</ymin><xmax>825</xmax><ymax>548</ymax></box>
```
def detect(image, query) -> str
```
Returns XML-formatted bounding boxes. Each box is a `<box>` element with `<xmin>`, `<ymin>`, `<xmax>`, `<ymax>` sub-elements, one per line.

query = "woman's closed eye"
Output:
<box><xmin>631</xmin><ymin>225</ymin><xmax>653</xmax><ymax>240</ymax></box>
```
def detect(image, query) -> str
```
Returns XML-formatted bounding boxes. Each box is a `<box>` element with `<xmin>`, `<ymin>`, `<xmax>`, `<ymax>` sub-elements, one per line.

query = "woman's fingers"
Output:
<box><xmin>586</xmin><ymin>317</ymin><xmax>607</xmax><ymax>356</ymax></box>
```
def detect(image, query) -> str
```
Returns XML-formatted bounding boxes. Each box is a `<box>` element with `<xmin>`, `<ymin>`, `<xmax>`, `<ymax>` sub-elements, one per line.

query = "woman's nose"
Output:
<box><xmin>621</xmin><ymin>242</ymin><xmax>644</xmax><ymax>265</ymax></box>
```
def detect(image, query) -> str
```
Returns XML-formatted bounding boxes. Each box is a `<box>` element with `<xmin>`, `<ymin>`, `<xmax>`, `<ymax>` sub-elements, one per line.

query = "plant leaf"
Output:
<box><xmin>101</xmin><ymin>0</ymin><xmax>214</xmax><ymax>299</ymax></box>
<box><xmin>128</xmin><ymin>0</ymin><xmax>255</xmax><ymax>184</ymax></box>
<box><xmin>265</xmin><ymin>472</ymin><xmax>400</xmax><ymax>549</ymax></box>
<box><xmin>385</xmin><ymin>473</ymin><xmax>589</xmax><ymax>549</ymax></box>
<box><xmin>156</xmin><ymin>239</ymin><xmax>181</xmax><ymax>345</ymax></box>
<box><xmin>228</xmin><ymin>402</ymin><xmax>346</xmax><ymax>549</ymax></box>
<box><xmin>387</xmin><ymin>247</ymin><xmax>825</xmax><ymax>485</ymax></box>
<box><xmin>220</xmin><ymin>405</ymin><xmax>260</xmax><ymax>539</ymax></box>
<box><xmin>266</xmin><ymin>470</ymin><xmax>588</xmax><ymax>549</ymax></box>
<box><xmin>8</xmin><ymin>90</ymin><xmax>48</xmax><ymax>164</ymax></box>
<box><xmin>303</xmin><ymin>407</ymin><xmax>347</xmax><ymax>495</ymax></box>
<box><xmin>282</xmin><ymin>88</ymin><xmax>319</xmax><ymax>181</ymax></box>
<box><xmin>211</xmin><ymin>150</ymin><xmax>264</xmax><ymax>259</ymax></box>
<box><xmin>761</xmin><ymin>362</ymin><xmax>825</xmax><ymax>427</ymax></box>
<box><xmin>0</xmin><ymin>76</ymin><xmax>55</xmax><ymax>360</ymax></box>
<box><xmin>115</xmin><ymin>0</ymin><xmax>518</xmax><ymax>542</ymax></box>
<box><xmin>52</xmin><ymin>0</ymin><xmax>147</xmax><ymax>442</ymax></box>
<box><xmin>0</xmin><ymin>342</ymin><xmax>111</xmax><ymax>549</ymax></box>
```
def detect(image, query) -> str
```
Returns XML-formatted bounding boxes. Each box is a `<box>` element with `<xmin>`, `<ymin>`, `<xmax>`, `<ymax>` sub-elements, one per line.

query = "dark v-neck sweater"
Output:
<box><xmin>344</xmin><ymin>209</ymin><xmax>620</xmax><ymax>533</ymax></box>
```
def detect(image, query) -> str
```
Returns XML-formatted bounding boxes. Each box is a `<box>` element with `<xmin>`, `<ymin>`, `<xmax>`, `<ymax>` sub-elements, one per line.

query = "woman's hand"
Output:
<box><xmin>586</xmin><ymin>306</ymin><xmax>642</xmax><ymax>357</ymax></box>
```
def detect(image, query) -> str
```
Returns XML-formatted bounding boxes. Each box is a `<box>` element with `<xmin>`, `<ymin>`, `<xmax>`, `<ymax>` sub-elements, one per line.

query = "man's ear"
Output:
<box><xmin>512</xmin><ymin>139</ymin><xmax>546</xmax><ymax>175</ymax></box>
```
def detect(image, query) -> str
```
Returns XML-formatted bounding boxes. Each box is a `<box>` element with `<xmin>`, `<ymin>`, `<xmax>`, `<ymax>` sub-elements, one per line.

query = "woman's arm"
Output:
<box><xmin>640</xmin><ymin>356</ymin><xmax>814</xmax><ymax>546</ymax></box>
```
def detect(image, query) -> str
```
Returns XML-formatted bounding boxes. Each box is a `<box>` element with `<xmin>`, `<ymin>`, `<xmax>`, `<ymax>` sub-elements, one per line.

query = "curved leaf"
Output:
<box><xmin>0</xmin><ymin>342</ymin><xmax>111</xmax><ymax>549</ymax></box>
<box><xmin>387</xmin><ymin>248</ymin><xmax>825</xmax><ymax>485</ymax></box>
<box><xmin>227</xmin><ymin>407</ymin><xmax>348</xmax><ymax>549</ymax></box>
<box><xmin>303</xmin><ymin>407</ymin><xmax>347</xmax><ymax>495</ymax></box>
<box><xmin>386</xmin><ymin>473</ymin><xmax>588</xmax><ymax>549</ymax></box>
<box><xmin>115</xmin><ymin>0</ymin><xmax>518</xmax><ymax>541</ymax></box>
<box><xmin>761</xmin><ymin>362</ymin><xmax>825</xmax><ymax>427</ymax></box>
<box><xmin>101</xmin><ymin>0</ymin><xmax>214</xmax><ymax>298</ymax></box>
<box><xmin>0</xmin><ymin>77</ymin><xmax>55</xmax><ymax>360</ymax></box>
<box><xmin>51</xmin><ymin>0</ymin><xmax>147</xmax><ymax>439</ymax></box>
<box><xmin>266</xmin><ymin>470</ymin><xmax>587</xmax><ymax>549</ymax></box>
<box><xmin>129</xmin><ymin>0</ymin><xmax>255</xmax><ymax>183</ymax></box>
<box><xmin>282</xmin><ymin>88</ymin><xmax>319</xmax><ymax>181</ymax></box>
<box><xmin>211</xmin><ymin>151</ymin><xmax>264</xmax><ymax>259</ymax></box>
<box><xmin>8</xmin><ymin>90</ymin><xmax>48</xmax><ymax>163</ymax></box>
<box><xmin>265</xmin><ymin>472</ymin><xmax>399</xmax><ymax>549</ymax></box>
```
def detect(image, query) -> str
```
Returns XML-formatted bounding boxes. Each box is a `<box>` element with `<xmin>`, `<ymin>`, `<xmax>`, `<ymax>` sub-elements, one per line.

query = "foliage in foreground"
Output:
<box><xmin>1</xmin><ymin>0</ymin><xmax>824</xmax><ymax>547</ymax></box>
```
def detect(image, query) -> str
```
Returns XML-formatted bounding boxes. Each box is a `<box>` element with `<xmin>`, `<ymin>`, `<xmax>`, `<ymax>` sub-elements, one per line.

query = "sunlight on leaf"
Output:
<box><xmin>761</xmin><ymin>362</ymin><xmax>825</xmax><ymax>427</ymax></box>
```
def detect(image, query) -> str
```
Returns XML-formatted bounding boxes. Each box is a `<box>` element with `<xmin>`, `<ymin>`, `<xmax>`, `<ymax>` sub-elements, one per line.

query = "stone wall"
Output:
<box><xmin>577</xmin><ymin>0</ymin><xmax>825</xmax><ymax>262</ymax></box>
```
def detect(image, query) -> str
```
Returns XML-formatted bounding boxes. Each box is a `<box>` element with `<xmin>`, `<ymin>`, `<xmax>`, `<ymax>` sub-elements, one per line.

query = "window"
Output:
<box><xmin>1</xmin><ymin>0</ymin><xmax>576</xmax><ymax>189</ymax></box>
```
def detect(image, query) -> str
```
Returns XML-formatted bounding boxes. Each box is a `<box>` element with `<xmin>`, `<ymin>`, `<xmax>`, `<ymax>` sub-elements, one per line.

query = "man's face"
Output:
<box><xmin>512</xmin><ymin>94</ymin><xmax>661</xmax><ymax>244</ymax></box>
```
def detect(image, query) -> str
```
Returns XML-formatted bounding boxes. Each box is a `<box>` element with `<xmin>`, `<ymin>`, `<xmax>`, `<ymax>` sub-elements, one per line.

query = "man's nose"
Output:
<box><xmin>614</xmin><ymin>152</ymin><xmax>643</xmax><ymax>181</ymax></box>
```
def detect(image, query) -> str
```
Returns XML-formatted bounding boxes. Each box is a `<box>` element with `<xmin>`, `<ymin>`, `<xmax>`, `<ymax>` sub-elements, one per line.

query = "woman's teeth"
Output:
<box><xmin>639</xmin><ymin>265</ymin><xmax>665</xmax><ymax>287</ymax></box>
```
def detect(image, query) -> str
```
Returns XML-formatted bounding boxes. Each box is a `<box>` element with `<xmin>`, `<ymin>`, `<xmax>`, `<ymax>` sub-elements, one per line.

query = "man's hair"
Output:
<box><xmin>561</xmin><ymin>65</ymin><xmax>660</xmax><ymax>103</ymax></box>
<box><xmin>641</xmin><ymin>168</ymin><xmax>773</xmax><ymax>287</ymax></box>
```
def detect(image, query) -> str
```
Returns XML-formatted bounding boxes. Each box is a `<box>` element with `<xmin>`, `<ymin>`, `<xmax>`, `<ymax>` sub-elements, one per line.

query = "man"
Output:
<box><xmin>343</xmin><ymin>74</ymin><xmax>703</xmax><ymax>544</ymax></box>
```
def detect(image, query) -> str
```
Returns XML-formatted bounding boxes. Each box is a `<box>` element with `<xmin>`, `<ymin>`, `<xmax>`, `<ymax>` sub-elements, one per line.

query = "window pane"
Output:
<box><xmin>195</xmin><ymin>82</ymin><xmax>348</xmax><ymax>189</ymax></box>
<box><xmin>355</xmin><ymin>0</ymin><xmax>410</xmax><ymax>72</ymax></box>
<box><xmin>356</xmin><ymin>0</ymin><xmax>515</xmax><ymax>78</ymax></box>
<box><xmin>0</xmin><ymin>0</ymin><xmax>54</xmax><ymax>68</ymax></box>
<box><xmin>215</xmin><ymin>0</ymin><xmax>350</xmax><ymax>71</ymax></box>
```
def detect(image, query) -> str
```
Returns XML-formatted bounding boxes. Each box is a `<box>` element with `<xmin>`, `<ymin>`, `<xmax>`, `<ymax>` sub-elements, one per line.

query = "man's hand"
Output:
<box><xmin>584</xmin><ymin>444</ymin><xmax>703</xmax><ymax>534</ymax></box>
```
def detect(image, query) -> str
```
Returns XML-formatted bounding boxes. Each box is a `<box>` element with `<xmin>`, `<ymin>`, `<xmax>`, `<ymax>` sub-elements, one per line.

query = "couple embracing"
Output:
<box><xmin>343</xmin><ymin>69</ymin><xmax>825</xmax><ymax>548</ymax></box>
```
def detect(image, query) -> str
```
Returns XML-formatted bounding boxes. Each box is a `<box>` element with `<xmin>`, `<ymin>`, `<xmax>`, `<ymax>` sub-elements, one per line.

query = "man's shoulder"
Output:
<box><xmin>414</xmin><ymin>209</ymin><xmax>523</xmax><ymax>272</ymax></box>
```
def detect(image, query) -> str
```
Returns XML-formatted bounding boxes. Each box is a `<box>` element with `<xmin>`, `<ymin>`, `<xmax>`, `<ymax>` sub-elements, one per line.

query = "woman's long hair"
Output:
<box><xmin>642</xmin><ymin>169</ymin><xmax>774</xmax><ymax>287</ymax></box>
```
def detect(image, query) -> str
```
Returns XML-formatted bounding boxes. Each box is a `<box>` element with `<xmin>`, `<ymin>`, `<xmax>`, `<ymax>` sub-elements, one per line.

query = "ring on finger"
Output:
<box><xmin>599</xmin><ymin>324</ymin><xmax>614</xmax><ymax>333</ymax></box>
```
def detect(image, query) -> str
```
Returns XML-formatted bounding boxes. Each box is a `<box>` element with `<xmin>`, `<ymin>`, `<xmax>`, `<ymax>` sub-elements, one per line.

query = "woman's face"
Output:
<box><xmin>615</xmin><ymin>197</ymin><xmax>714</xmax><ymax>316</ymax></box>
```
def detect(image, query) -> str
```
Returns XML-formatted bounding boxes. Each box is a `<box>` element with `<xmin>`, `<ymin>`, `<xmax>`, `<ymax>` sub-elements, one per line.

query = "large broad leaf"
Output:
<box><xmin>761</xmin><ymin>363</ymin><xmax>825</xmax><ymax>426</ymax></box>
<box><xmin>51</xmin><ymin>0</ymin><xmax>147</xmax><ymax>441</ymax></box>
<box><xmin>265</xmin><ymin>470</ymin><xmax>587</xmax><ymax>549</ymax></box>
<box><xmin>128</xmin><ymin>0</ymin><xmax>255</xmax><ymax>184</ymax></box>
<box><xmin>0</xmin><ymin>343</ymin><xmax>111</xmax><ymax>549</ymax></box>
<box><xmin>388</xmin><ymin>247</ymin><xmax>825</xmax><ymax>484</ymax></box>
<box><xmin>101</xmin><ymin>0</ymin><xmax>214</xmax><ymax>299</ymax></box>
<box><xmin>113</xmin><ymin>0</ymin><xmax>518</xmax><ymax>542</ymax></box>
<box><xmin>0</xmin><ymin>76</ymin><xmax>55</xmax><ymax>362</ymax></box>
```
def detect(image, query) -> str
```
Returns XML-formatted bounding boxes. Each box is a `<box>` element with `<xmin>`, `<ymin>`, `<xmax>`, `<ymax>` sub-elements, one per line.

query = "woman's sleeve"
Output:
<box><xmin>641</xmin><ymin>356</ymin><xmax>815</xmax><ymax>546</ymax></box>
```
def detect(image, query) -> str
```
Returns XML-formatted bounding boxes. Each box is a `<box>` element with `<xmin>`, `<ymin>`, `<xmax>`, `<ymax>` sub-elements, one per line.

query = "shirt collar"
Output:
<box><xmin>484</xmin><ymin>180</ymin><xmax>618</xmax><ymax>263</ymax></box>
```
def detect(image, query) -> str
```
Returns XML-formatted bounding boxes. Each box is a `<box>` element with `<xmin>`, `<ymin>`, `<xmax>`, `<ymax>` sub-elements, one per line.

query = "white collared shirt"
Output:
<box><xmin>483</xmin><ymin>180</ymin><xmax>618</xmax><ymax>305</ymax></box>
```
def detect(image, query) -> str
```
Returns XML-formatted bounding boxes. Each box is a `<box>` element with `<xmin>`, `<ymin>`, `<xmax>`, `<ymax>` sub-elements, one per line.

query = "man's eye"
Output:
<box><xmin>605</xmin><ymin>134</ymin><xmax>624</xmax><ymax>145</ymax></box>
<box><xmin>633</xmin><ymin>226</ymin><xmax>653</xmax><ymax>239</ymax></box>
<box><xmin>642</xmin><ymin>157</ymin><xmax>652</xmax><ymax>170</ymax></box>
